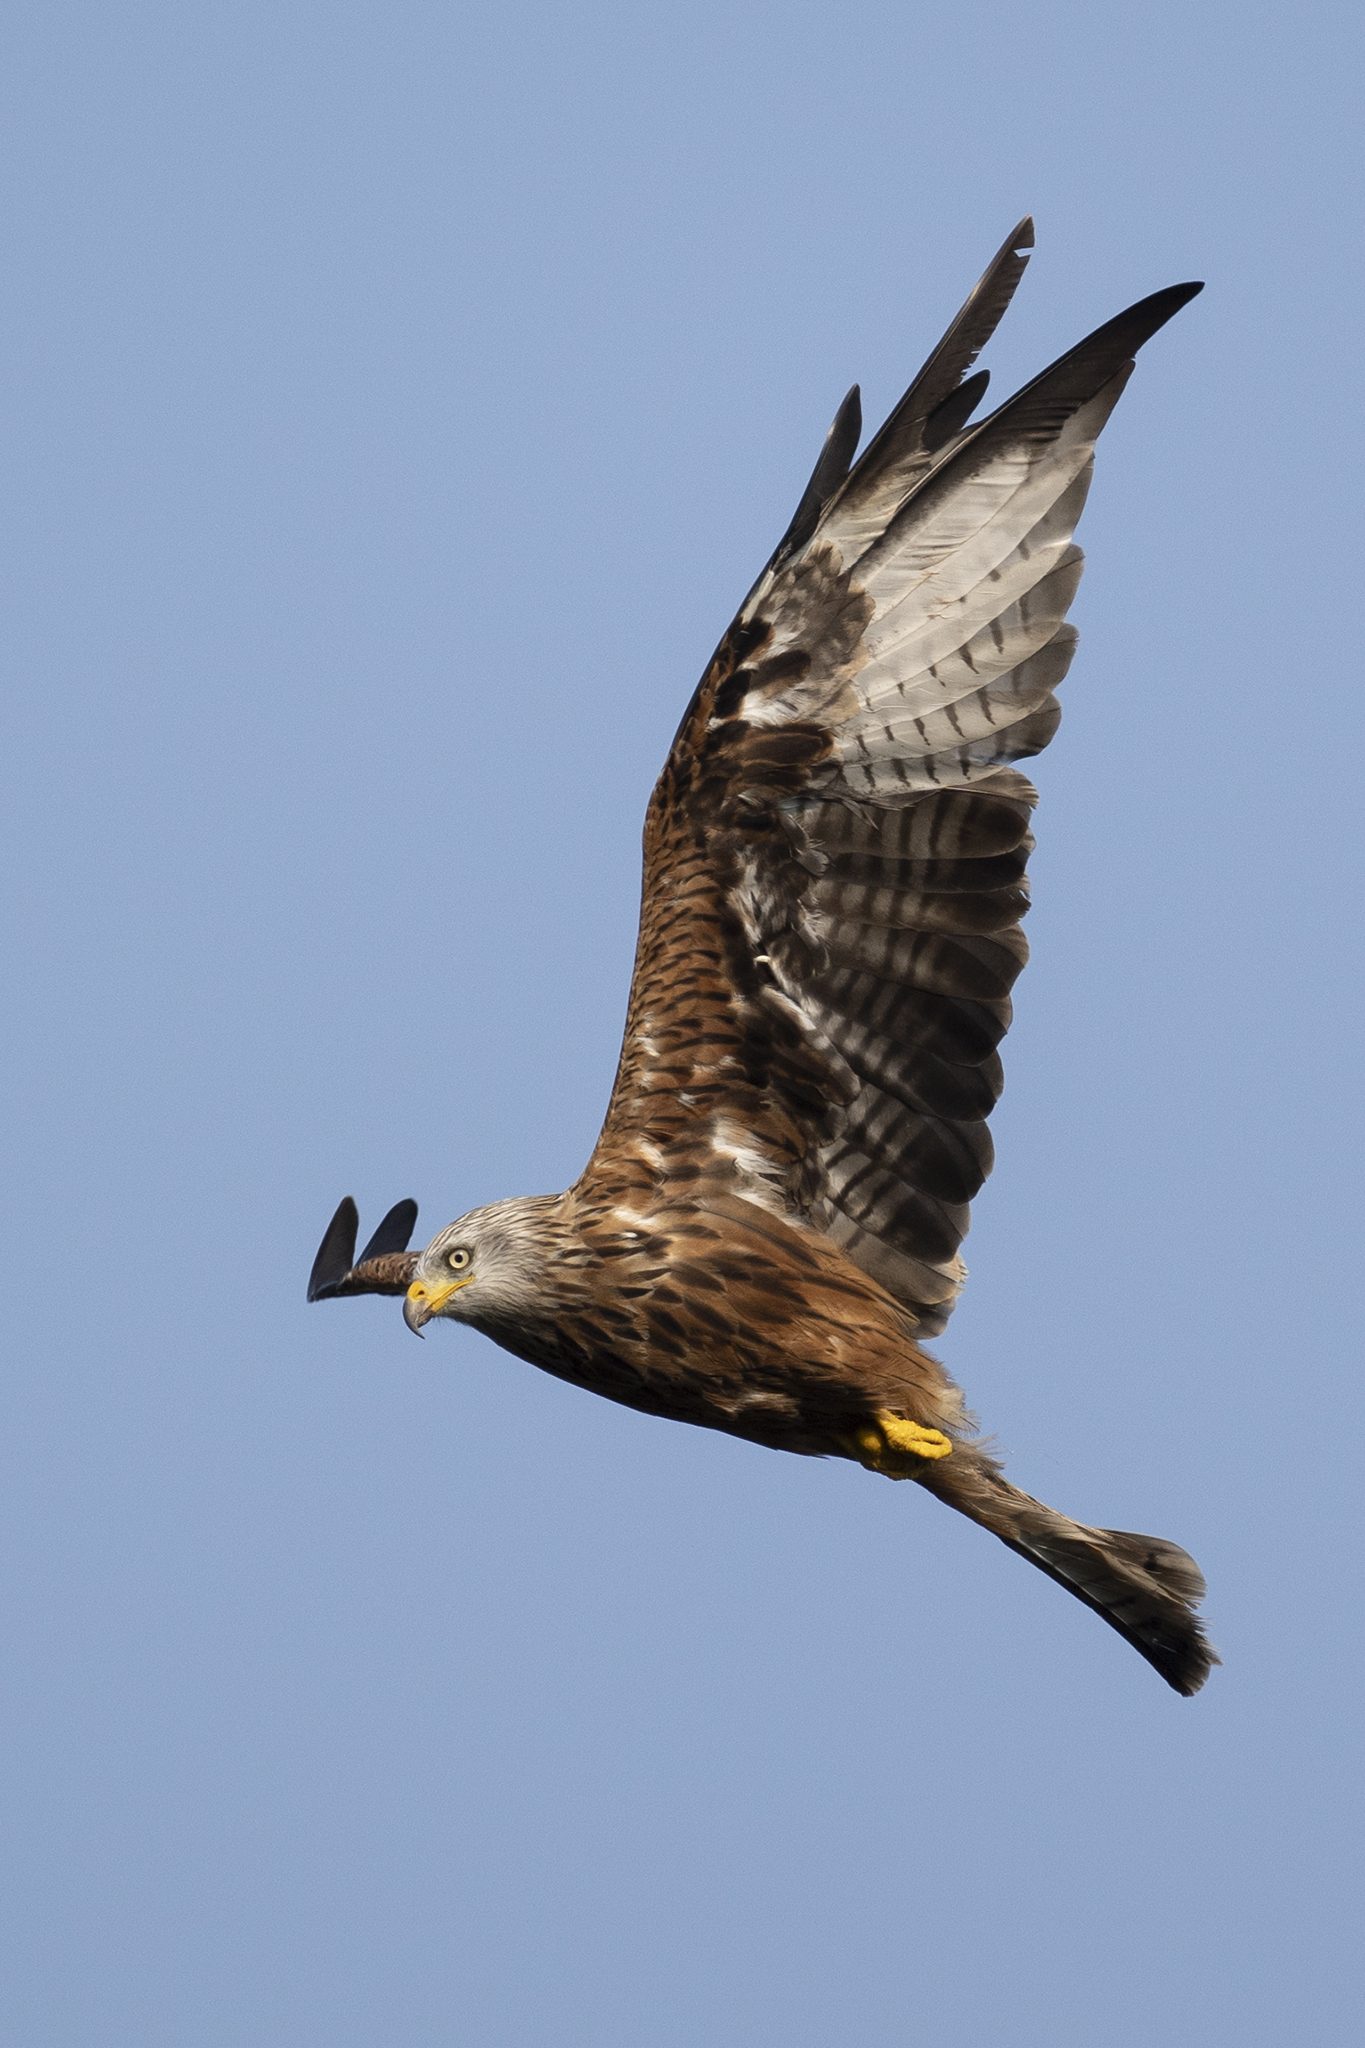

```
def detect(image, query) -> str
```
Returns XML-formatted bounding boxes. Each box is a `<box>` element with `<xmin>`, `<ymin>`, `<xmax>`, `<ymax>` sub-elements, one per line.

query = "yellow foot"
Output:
<box><xmin>851</xmin><ymin>1413</ymin><xmax>953</xmax><ymax>1472</ymax></box>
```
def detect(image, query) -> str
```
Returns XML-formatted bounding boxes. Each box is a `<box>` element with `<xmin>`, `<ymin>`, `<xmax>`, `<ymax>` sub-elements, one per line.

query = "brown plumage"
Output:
<box><xmin>309</xmin><ymin>221</ymin><xmax>1216</xmax><ymax>1696</ymax></box>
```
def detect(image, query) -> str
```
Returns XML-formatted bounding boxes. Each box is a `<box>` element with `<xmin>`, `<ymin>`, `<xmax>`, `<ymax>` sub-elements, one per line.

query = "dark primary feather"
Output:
<box><xmin>897</xmin><ymin>215</ymin><xmax>1035</xmax><ymax>423</ymax></box>
<box><xmin>763</xmin><ymin>384</ymin><xmax>863</xmax><ymax>578</ymax></box>
<box><xmin>359</xmin><ymin>1197</ymin><xmax>420</xmax><ymax>1263</ymax></box>
<box><xmin>819</xmin><ymin>216</ymin><xmax>1035</xmax><ymax>546</ymax></box>
<box><xmin>755</xmin><ymin>216</ymin><xmax>1037</xmax><ymax>598</ymax></box>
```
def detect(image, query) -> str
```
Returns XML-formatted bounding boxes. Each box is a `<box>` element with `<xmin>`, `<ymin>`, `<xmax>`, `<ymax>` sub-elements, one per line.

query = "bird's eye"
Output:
<box><xmin>446</xmin><ymin>1246</ymin><xmax>472</xmax><ymax>1273</ymax></box>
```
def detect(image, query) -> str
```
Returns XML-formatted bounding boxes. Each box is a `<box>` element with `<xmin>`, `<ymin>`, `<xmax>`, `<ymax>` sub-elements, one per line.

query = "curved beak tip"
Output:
<box><xmin>404</xmin><ymin>1277</ymin><xmax>462</xmax><ymax>1336</ymax></box>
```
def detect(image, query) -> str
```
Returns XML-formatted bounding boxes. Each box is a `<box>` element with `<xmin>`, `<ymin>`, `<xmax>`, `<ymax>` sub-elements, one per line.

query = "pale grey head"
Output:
<box><xmin>402</xmin><ymin>1194</ymin><xmax>567</xmax><ymax>1336</ymax></box>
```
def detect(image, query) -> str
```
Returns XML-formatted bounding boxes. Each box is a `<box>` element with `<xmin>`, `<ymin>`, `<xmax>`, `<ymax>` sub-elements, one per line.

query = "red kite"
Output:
<box><xmin>310</xmin><ymin>222</ymin><xmax>1214</xmax><ymax>1694</ymax></box>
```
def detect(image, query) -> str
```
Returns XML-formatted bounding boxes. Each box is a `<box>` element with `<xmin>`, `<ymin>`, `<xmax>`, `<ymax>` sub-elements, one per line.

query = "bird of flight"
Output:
<box><xmin>309</xmin><ymin>221</ymin><xmax>1215</xmax><ymax>1695</ymax></box>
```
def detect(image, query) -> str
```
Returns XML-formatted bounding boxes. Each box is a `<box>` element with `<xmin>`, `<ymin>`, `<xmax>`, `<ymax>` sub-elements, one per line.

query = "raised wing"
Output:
<box><xmin>587</xmin><ymin>231</ymin><xmax>1200</xmax><ymax>1335</ymax></box>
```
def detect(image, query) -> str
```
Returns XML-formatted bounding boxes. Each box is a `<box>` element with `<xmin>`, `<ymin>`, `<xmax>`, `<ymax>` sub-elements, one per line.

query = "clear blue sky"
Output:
<box><xmin>5</xmin><ymin>4</ymin><xmax>1361</xmax><ymax>2042</ymax></box>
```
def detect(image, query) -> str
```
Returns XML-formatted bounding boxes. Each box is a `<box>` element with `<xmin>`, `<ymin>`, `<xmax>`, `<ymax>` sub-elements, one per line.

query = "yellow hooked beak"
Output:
<box><xmin>403</xmin><ymin>1276</ymin><xmax>470</xmax><ymax>1335</ymax></box>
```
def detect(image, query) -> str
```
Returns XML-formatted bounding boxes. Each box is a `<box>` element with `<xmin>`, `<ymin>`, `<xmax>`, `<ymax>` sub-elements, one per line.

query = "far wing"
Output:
<box><xmin>307</xmin><ymin>1197</ymin><xmax>420</xmax><ymax>1300</ymax></box>
<box><xmin>587</xmin><ymin>231</ymin><xmax>1200</xmax><ymax>1336</ymax></box>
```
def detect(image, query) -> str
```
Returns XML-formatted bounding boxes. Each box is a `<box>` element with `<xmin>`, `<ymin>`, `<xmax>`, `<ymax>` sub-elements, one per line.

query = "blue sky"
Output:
<box><xmin>5</xmin><ymin>3</ymin><xmax>1362</xmax><ymax>2042</ymax></box>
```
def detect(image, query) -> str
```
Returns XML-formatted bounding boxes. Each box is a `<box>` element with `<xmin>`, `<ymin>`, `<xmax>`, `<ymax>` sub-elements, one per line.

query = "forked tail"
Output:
<box><xmin>923</xmin><ymin>1455</ymin><xmax>1217</xmax><ymax>1695</ymax></box>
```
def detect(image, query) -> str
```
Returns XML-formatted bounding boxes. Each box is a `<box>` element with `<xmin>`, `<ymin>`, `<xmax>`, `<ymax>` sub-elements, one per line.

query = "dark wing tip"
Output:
<box><xmin>358</xmin><ymin>1197</ymin><xmax>419</xmax><ymax>1264</ymax></box>
<box><xmin>1077</xmin><ymin>280</ymin><xmax>1203</xmax><ymax>386</ymax></box>
<box><xmin>921</xmin><ymin>366</ymin><xmax>991</xmax><ymax>453</ymax></box>
<box><xmin>836</xmin><ymin>381</ymin><xmax>863</xmax><ymax>438</ymax></box>
<box><xmin>1131</xmin><ymin>278</ymin><xmax>1204</xmax><ymax>333</ymax></box>
<box><xmin>1097</xmin><ymin>280</ymin><xmax>1204</xmax><ymax>363</ymax></box>
<box><xmin>308</xmin><ymin>1196</ymin><xmax>423</xmax><ymax>1301</ymax></box>
<box><xmin>934</xmin><ymin>275</ymin><xmax>1206</xmax><ymax>471</ymax></box>
<box><xmin>307</xmin><ymin>1196</ymin><xmax>360</xmax><ymax>1302</ymax></box>
<box><xmin>765</xmin><ymin>383</ymin><xmax>863</xmax><ymax>575</ymax></box>
<box><xmin>829</xmin><ymin>220</ymin><xmax>1036</xmax><ymax>510</ymax></box>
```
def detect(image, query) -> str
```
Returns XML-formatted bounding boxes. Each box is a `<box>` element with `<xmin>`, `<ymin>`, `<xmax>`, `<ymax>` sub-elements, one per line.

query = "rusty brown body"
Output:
<box><xmin>503</xmin><ymin>1186</ymin><xmax>964</xmax><ymax>1458</ymax></box>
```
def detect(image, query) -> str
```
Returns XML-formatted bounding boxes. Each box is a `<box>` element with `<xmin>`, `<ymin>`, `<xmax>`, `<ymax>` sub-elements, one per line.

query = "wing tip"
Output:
<box><xmin>1119</xmin><ymin>279</ymin><xmax>1206</xmax><ymax>352</ymax></box>
<box><xmin>307</xmin><ymin>1195</ymin><xmax>359</xmax><ymax>1301</ymax></box>
<box><xmin>358</xmin><ymin>1197</ymin><xmax>420</xmax><ymax>1264</ymax></box>
<box><xmin>764</xmin><ymin>383</ymin><xmax>864</xmax><ymax>576</ymax></box>
<box><xmin>1149</xmin><ymin>277</ymin><xmax>1205</xmax><ymax>314</ymax></box>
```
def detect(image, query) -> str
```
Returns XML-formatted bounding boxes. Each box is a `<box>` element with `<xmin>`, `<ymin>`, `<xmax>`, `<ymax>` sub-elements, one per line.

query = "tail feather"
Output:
<box><xmin>924</xmin><ymin>1458</ymin><xmax>1218</xmax><ymax>1696</ymax></box>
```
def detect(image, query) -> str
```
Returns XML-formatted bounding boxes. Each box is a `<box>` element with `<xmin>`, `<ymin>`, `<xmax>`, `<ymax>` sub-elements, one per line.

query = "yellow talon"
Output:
<box><xmin>851</xmin><ymin>1413</ymin><xmax>954</xmax><ymax>1471</ymax></box>
<box><xmin>879</xmin><ymin>1414</ymin><xmax>953</xmax><ymax>1460</ymax></box>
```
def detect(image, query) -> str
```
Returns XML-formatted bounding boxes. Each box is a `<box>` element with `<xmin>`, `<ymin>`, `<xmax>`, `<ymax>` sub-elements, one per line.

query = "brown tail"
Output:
<box><xmin>923</xmin><ymin>1454</ymin><xmax>1218</xmax><ymax>1696</ymax></box>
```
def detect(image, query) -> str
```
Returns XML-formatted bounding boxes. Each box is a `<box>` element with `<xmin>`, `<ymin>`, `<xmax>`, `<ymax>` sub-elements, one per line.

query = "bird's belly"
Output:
<box><xmin>492</xmin><ymin>1317</ymin><xmax>873</xmax><ymax>1458</ymax></box>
